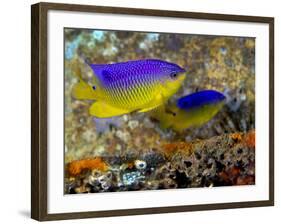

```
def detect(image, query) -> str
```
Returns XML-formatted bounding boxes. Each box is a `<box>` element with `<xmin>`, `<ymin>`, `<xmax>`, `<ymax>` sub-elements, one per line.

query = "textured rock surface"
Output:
<box><xmin>65</xmin><ymin>130</ymin><xmax>255</xmax><ymax>193</ymax></box>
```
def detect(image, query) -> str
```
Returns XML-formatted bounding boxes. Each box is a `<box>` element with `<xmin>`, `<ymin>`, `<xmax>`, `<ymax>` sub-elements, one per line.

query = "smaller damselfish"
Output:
<box><xmin>72</xmin><ymin>59</ymin><xmax>186</xmax><ymax>118</ymax></box>
<box><xmin>151</xmin><ymin>90</ymin><xmax>226</xmax><ymax>131</ymax></box>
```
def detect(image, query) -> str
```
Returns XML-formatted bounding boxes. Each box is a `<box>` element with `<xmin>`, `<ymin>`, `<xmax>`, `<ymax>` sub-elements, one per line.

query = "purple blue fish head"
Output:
<box><xmin>156</xmin><ymin>60</ymin><xmax>186</xmax><ymax>81</ymax></box>
<box><xmin>177</xmin><ymin>90</ymin><xmax>226</xmax><ymax>111</ymax></box>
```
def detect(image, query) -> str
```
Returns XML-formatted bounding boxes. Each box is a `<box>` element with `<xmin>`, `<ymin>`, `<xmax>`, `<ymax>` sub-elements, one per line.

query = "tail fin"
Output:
<box><xmin>71</xmin><ymin>58</ymin><xmax>98</xmax><ymax>100</ymax></box>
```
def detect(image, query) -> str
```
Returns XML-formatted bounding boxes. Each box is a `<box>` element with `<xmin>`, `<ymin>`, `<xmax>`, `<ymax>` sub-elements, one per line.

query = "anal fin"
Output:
<box><xmin>89</xmin><ymin>101</ymin><xmax>130</xmax><ymax>118</ymax></box>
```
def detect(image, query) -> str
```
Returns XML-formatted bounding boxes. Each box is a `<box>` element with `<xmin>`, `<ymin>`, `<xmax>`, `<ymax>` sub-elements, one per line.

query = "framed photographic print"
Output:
<box><xmin>31</xmin><ymin>2</ymin><xmax>274</xmax><ymax>221</ymax></box>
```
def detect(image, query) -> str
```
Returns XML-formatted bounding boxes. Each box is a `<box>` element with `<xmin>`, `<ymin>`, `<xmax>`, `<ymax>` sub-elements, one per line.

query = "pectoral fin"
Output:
<box><xmin>89</xmin><ymin>101</ymin><xmax>130</xmax><ymax>118</ymax></box>
<box><xmin>149</xmin><ymin>105</ymin><xmax>177</xmax><ymax>130</ymax></box>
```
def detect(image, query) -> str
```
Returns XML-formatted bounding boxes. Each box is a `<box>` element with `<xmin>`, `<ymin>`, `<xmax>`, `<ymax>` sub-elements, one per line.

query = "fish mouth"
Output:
<box><xmin>177</xmin><ymin>66</ymin><xmax>187</xmax><ymax>80</ymax></box>
<box><xmin>179</xmin><ymin>67</ymin><xmax>186</xmax><ymax>73</ymax></box>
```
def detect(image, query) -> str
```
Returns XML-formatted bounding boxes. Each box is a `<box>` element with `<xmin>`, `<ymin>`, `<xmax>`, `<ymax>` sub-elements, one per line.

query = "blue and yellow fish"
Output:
<box><xmin>72</xmin><ymin>59</ymin><xmax>186</xmax><ymax>118</ymax></box>
<box><xmin>151</xmin><ymin>90</ymin><xmax>226</xmax><ymax>131</ymax></box>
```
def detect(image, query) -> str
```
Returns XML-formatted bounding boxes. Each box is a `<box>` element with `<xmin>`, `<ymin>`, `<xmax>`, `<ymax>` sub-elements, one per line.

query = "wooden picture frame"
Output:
<box><xmin>31</xmin><ymin>2</ymin><xmax>274</xmax><ymax>221</ymax></box>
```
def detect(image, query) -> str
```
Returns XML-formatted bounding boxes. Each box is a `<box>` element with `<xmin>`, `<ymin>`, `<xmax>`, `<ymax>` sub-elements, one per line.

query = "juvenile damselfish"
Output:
<box><xmin>151</xmin><ymin>90</ymin><xmax>226</xmax><ymax>131</ymax></box>
<box><xmin>72</xmin><ymin>59</ymin><xmax>186</xmax><ymax>118</ymax></box>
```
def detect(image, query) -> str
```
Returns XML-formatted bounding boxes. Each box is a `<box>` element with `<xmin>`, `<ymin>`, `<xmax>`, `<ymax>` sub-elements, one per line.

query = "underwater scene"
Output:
<box><xmin>64</xmin><ymin>28</ymin><xmax>255</xmax><ymax>194</ymax></box>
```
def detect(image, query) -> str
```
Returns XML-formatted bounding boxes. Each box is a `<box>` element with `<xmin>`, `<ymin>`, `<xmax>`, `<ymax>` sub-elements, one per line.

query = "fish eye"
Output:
<box><xmin>170</xmin><ymin>72</ymin><xmax>178</xmax><ymax>79</ymax></box>
<box><xmin>92</xmin><ymin>85</ymin><xmax>96</xmax><ymax>90</ymax></box>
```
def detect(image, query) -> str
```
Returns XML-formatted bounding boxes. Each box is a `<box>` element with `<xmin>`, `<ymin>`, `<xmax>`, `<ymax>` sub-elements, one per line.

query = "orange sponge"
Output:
<box><xmin>67</xmin><ymin>157</ymin><xmax>108</xmax><ymax>177</ymax></box>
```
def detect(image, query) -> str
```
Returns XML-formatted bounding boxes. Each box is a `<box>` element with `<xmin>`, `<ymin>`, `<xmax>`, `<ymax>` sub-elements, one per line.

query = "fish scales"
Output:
<box><xmin>118</xmin><ymin>75</ymin><xmax>138</xmax><ymax>106</ymax></box>
<box><xmin>106</xmin><ymin>70</ymin><xmax>154</xmax><ymax>108</ymax></box>
<box><xmin>131</xmin><ymin>76</ymin><xmax>148</xmax><ymax>106</ymax></box>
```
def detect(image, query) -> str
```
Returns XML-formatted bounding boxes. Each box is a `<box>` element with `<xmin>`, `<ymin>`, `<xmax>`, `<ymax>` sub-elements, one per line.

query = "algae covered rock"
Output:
<box><xmin>65</xmin><ymin>130</ymin><xmax>255</xmax><ymax>193</ymax></box>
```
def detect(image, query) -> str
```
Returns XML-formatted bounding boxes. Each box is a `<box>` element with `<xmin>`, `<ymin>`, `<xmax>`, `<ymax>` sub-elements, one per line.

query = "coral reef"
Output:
<box><xmin>65</xmin><ymin>130</ymin><xmax>255</xmax><ymax>193</ymax></box>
